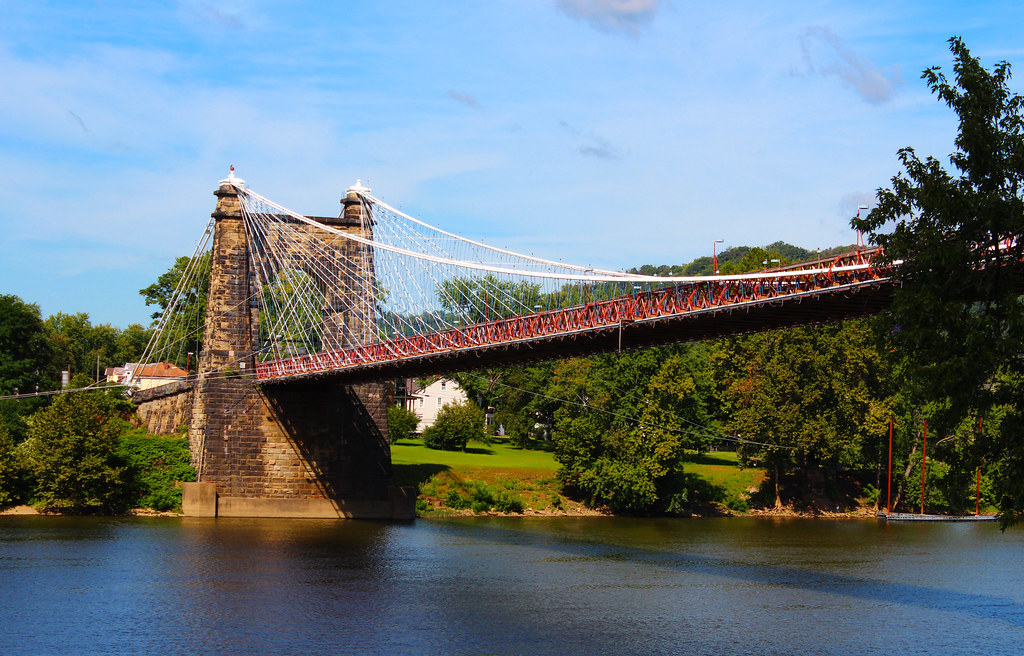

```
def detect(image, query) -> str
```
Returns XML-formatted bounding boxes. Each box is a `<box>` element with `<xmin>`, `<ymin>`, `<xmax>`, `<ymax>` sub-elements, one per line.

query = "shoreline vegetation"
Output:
<box><xmin>394</xmin><ymin>436</ymin><xmax>990</xmax><ymax>519</ymax></box>
<box><xmin>0</xmin><ymin>435</ymin><xmax>997</xmax><ymax>520</ymax></box>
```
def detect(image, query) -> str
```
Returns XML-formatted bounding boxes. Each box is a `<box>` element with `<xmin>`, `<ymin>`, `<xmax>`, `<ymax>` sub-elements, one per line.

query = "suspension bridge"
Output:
<box><xmin>133</xmin><ymin>172</ymin><xmax>894</xmax><ymax>519</ymax></box>
<box><xmin>142</xmin><ymin>172</ymin><xmax>893</xmax><ymax>385</ymax></box>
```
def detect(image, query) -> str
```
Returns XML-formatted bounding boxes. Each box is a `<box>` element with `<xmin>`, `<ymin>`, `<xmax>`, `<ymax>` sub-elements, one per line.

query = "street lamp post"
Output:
<box><xmin>856</xmin><ymin>205</ymin><xmax>869</xmax><ymax>254</ymax></box>
<box><xmin>713</xmin><ymin>239</ymin><xmax>724</xmax><ymax>275</ymax></box>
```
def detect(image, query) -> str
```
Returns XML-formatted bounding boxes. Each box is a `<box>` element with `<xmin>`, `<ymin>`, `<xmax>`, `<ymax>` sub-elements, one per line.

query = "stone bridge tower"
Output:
<box><xmin>178</xmin><ymin>175</ymin><xmax>413</xmax><ymax>518</ymax></box>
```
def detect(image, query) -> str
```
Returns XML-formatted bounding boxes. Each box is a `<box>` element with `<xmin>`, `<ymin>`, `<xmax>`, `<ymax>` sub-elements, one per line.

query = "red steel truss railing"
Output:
<box><xmin>255</xmin><ymin>248</ymin><xmax>889</xmax><ymax>381</ymax></box>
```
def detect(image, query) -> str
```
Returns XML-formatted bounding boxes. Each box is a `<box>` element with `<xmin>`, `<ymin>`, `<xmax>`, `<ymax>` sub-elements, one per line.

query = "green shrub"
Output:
<box><xmin>117</xmin><ymin>429</ymin><xmax>196</xmax><ymax>511</ymax></box>
<box><xmin>471</xmin><ymin>500</ymin><xmax>490</xmax><ymax>514</ymax></box>
<box><xmin>469</xmin><ymin>481</ymin><xmax>496</xmax><ymax>506</ymax></box>
<box><xmin>423</xmin><ymin>401</ymin><xmax>484</xmax><ymax>451</ymax></box>
<box><xmin>415</xmin><ymin>498</ymin><xmax>429</xmax><ymax>513</ymax></box>
<box><xmin>862</xmin><ymin>483</ymin><xmax>880</xmax><ymax>506</ymax></box>
<box><xmin>725</xmin><ymin>495</ymin><xmax>749</xmax><ymax>513</ymax></box>
<box><xmin>501</xmin><ymin>477</ymin><xmax>523</xmax><ymax>491</ymax></box>
<box><xmin>550</xmin><ymin>494</ymin><xmax>564</xmax><ymax>511</ymax></box>
<box><xmin>387</xmin><ymin>405</ymin><xmax>420</xmax><ymax>444</ymax></box>
<box><xmin>493</xmin><ymin>491</ymin><xmax>524</xmax><ymax>514</ymax></box>
<box><xmin>444</xmin><ymin>489</ymin><xmax>467</xmax><ymax>509</ymax></box>
<box><xmin>419</xmin><ymin>475</ymin><xmax>441</xmax><ymax>498</ymax></box>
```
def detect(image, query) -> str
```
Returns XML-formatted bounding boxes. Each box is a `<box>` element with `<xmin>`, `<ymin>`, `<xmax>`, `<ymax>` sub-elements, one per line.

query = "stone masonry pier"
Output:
<box><xmin>139</xmin><ymin>177</ymin><xmax>414</xmax><ymax>519</ymax></box>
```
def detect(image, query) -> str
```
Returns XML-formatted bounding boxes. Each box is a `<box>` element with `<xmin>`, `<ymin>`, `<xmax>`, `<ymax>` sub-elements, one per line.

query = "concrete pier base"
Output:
<box><xmin>182</xmin><ymin>482</ymin><xmax>218</xmax><ymax>517</ymax></box>
<box><xmin>181</xmin><ymin>482</ymin><xmax>417</xmax><ymax>519</ymax></box>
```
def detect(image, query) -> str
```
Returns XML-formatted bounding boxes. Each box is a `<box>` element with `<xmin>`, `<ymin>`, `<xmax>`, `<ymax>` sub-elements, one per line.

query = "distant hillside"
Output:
<box><xmin>630</xmin><ymin>242</ymin><xmax>856</xmax><ymax>277</ymax></box>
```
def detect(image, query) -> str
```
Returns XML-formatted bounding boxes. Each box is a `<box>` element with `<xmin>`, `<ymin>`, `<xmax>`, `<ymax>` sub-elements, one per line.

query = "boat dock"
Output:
<box><xmin>880</xmin><ymin>512</ymin><xmax>997</xmax><ymax>522</ymax></box>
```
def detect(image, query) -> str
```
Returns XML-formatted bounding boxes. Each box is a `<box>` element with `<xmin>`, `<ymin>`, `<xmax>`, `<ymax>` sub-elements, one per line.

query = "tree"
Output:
<box><xmin>259</xmin><ymin>268</ymin><xmax>325</xmax><ymax>358</ymax></box>
<box><xmin>717</xmin><ymin>246</ymin><xmax>788</xmax><ymax>275</ymax></box>
<box><xmin>387</xmin><ymin>404</ymin><xmax>420</xmax><ymax>444</ymax></box>
<box><xmin>113</xmin><ymin>324</ymin><xmax>153</xmax><ymax>366</ymax></box>
<box><xmin>716</xmin><ymin>320</ymin><xmax>893</xmax><ymax>508</ymax></box>
<box><xmin>423</xmin><ymin>400</ymin><xmax>484</xmax><ymax>451</ymax></box>
<box><xmin>437</xmin><ymin>275</ymin><xmax>542</xmax><ymax>322</ymax></box>
<box><xmin>140</xmin><ymin>253</ymin><xmax>211</xmax><ymax>367</ymax></box>
<box><xmin>44</xmin><ymin>312</ymin><xmax>151</xmax><ymax>382</ymax></box>
<box><xmin>21</xmin><ymin>379</ymin><xmax>131</xmax><ymax>514</ymax></box>
<box><xmin>852</xmin><ymin>38</ymin><xmax>1024</xmax><ymax>525</ymax></box>
<box><xmin>0</xmin><ymin>295</ymin><xmax>54</xmax><ymax>392</ymax></box>
<box><xmin>0</xmin><ymin>424</ymin><xmax>19</xmax><ymax>507</ymax></box>
<box><xmin>451</xmin><ymin>363</ymin><xmax>558</xmax><ymax>447</ymax></box>
<box><xmin>548</xmin><ymin>348</ymin><xmax>722</xmax><ymax>514</ymax></box>
<box><xmin>0</xmin><ymin>294</ymin><xmax>55</xmax><ymax>440</ymax></box>
<box><xmin>46</xmin><ymin>312</ymin><xmax>112</xmax><ymax>380</ymax></box>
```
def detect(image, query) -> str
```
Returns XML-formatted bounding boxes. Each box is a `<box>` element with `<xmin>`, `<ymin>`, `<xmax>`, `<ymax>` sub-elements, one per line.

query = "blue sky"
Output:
<box><xmin>2</xmin><ymin>1</ymin><xmax>1022</xmax><ymax>327</ymax></box>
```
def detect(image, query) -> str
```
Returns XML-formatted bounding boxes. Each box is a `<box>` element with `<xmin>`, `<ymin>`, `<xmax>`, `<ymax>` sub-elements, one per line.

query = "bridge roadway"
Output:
<box><xmin>256</xmin><ymin>248</ymin><xmax>894</xmax><ymax>385</ymax></box>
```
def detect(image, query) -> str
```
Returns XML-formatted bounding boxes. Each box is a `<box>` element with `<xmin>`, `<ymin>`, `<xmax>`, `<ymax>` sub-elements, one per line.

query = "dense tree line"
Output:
<box><xmin>451</xmin><ymin>299</ymin><xmax>997</xmax><ymax>516</ymax></box>
<box><xmin>0</xmin><ymin>280</ymin><xmax>193</xmax><ymax>513</ymax></box>
<box><xmin>0</xmin><ymin>294</ymin><xmax>154</xmax><ymax>442</ymax></box>
<box><xmin>854</xmin><ymin>37</ymin><xmax>1024</xmax><ymax>526</ymax></box>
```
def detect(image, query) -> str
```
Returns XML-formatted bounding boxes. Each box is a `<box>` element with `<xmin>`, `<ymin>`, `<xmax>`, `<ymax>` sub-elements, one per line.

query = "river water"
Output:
<box><xmin>0</xmin><ymin>515</ymin><xmax>1021</xmax><ymax>655</ymax></box>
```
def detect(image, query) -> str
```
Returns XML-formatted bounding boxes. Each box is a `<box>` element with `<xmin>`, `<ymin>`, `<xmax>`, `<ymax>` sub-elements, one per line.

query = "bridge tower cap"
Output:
<box><xmin>347</xmin><ymin>179</ymin><xmax>371</xmax><ymax>195</ymax></box>
<box><xmin>219</xmin><ymin>165</ymin><xmax>245</xmax><ymax>187</ymax></box>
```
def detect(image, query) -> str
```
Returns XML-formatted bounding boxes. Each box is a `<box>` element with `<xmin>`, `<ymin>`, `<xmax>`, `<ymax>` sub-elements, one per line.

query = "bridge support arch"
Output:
<box><xmin>179</xmin><ymin>178</ymin><xmax>413</xmax><ymax>519</ymax></box>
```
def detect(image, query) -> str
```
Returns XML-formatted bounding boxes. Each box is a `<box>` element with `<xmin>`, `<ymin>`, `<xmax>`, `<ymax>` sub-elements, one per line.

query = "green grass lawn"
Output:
<box><xmin>392</xmin><ymin>437</ymin><xmax>765</xmax><ymax>516</ymax></box>
<box><xmin>391</xmin><ymin>438</ymin><xmax>558</xmax><ymax>477</ymax></box>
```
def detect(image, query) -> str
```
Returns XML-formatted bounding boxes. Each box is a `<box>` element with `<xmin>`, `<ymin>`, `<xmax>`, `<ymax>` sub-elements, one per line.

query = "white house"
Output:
<box><xmin>113</xmin><ymin>362</ymin><xmax>189</xmax><ymax>391</ymax></box>
<box><xmin>403</xmin><ymin>378</ymin><xmax>468</xmax><ymax>431</ymax></box>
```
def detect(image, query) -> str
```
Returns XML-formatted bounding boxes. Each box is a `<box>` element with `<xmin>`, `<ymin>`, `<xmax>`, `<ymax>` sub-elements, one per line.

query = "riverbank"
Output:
<box><xmin>0</xmin><ymin>505</ymin><xmax>38</xmax><ymax>515</ymax></box>
<box><xmin>0</xmin><ymin>505</ymin><xmax>181</xmax><ymax>517</ymax></box>
<box><xmin>1</xmin><ymin>438</ymin><xmax>891</xmax><ymax>520</ymax></box>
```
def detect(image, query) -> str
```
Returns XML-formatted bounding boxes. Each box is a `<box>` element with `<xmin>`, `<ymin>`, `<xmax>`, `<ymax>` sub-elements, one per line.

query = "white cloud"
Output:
<box><xmin>558</xmin><ymin>120</ymin><xmax>622</xmax><ymax>160</ymax></box>
<box><xmin>449</xmin><ymin>90</ymin><xmax>483</xmax><ymax>110</ymax></box>
<box><xmin>799</xmin><ymin>26</ymin><xmax>903</xmax><ymax>104</ymax></box>
<box><xmin>555</xmin><ymin>0</ymin><xmax>662</xmax><ymax>36</ymax></box>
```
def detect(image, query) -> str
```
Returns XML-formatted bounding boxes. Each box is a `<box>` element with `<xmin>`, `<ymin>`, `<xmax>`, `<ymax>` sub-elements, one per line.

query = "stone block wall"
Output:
<box><xmin>135</xmin><ymin>384</ymin><xmax>194</xmax><ymax>435</ymax></box>
<box><xmin>191</xmin><ymin>375</ymin><xmax>392</xmax><ymax>502</ymax></box>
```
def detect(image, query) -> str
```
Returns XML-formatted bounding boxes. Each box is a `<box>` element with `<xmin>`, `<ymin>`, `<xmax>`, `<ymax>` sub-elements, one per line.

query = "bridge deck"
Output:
<box><xmin>257</xmin><ymin>257</ymin><xmax>893</xmax><ymax>385</ymax></box>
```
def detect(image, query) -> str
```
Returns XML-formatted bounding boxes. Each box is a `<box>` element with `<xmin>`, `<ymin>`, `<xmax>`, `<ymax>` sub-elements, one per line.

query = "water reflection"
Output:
<box><xmin>0</xmin><ymin>516</ymin><xmax>1020</xmax><ymax>655</ymax></box>
<box><xmin>427</xmin><ymin>518</ymin><xmax>1024</xmax><ymax>625</ymax></box>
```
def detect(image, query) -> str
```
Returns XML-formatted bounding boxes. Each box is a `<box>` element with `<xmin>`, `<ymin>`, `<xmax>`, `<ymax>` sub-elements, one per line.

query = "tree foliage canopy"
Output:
<box><xmin>852</xmin><ymin>37</ymin><xmax>1024</xmax><ymax>525</ymax></box>
<box><xmin>423</xmin><ymin>400</ymin><xmax>484</xmax><ymax>451</ymax></box>
<box><xmin>387</xmin><ymin>404</ymin><xmax>420</xmax><ymax>444</ymax></box>
<box><xmin>716</xmin><ymin>320</ymin><xmax>895</xmax><ymax>506</ymax></box>
<box><xmin>0</xmin><ymin>295</ymin><xmax>55</xmax><ymax>440</ymax></box>
<box><xmin>45</xmin><ymin>312</ymin><xmax>150</xmax><ymax>380</ymax></box>
<box><xmin>0</xmin><ymin>295</ymin><xmax>53</xmax><ymax>395</ymax></box>
<box><xmin>854</xmin><ymin>37</ymin><xmax>1024</xmax><ymax>411</ymax></box>
<box><xmin>549</xmin><ymin>348</ymin><xmax>723</xmax><ymax>514</ymax></box>
<box><xmin>139</xmin><ymin>252</ymin><xmax>210</xmax><ymax>366</ymax></box>
<box><xmin>437</xmin><ymin>275</ymin><xmax>543</xmax><ymax>322</ymax></box>
<box><xmin>21</xmin><ymin>382</ymin><xmax>133</xmax><ymax>514</ymax></box>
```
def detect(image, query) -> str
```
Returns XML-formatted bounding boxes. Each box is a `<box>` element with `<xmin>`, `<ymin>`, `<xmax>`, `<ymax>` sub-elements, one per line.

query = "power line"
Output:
<box><xmin>0</xmin><ymin>383</ymin><xmax>130</xmax><ymax>401</ymax></box>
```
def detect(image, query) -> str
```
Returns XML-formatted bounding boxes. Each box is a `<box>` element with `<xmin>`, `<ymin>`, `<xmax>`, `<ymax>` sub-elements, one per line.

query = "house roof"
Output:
<box><xmin>132</xmin><ymin>362</ymin><xmax>189</xmax><ymax>378</ymax></box>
